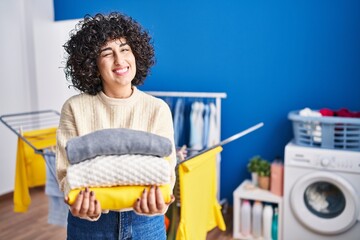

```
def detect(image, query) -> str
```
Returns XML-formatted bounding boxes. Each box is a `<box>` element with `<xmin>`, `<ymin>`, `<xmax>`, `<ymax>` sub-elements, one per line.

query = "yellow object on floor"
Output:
<box><xmin>14</xmin><ymin>128</ymin><xmax>57</xmax><ymax>212</ymax></box>
<box><xmin>68</xmin><ymin>184</ymin><xmax>172</xmax><ymax>210</ymax></box>
<box><xmin>176</xmin><ymin>146</ymin><xmax>226</xmax><ymax>240</ymax></box>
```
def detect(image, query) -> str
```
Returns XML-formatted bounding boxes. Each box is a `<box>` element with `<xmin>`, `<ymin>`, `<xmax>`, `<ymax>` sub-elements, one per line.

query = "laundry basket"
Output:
<box><xmin>288</xmin><ymin>110</ymin><xmax>360</xmax><ymax>151</ymax></box>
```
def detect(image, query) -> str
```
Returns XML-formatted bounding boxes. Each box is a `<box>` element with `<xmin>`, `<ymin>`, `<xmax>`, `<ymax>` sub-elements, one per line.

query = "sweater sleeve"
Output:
<box><xmin>152</xmin><ymin>101</ymin><xmax>177</xmax><ymax>191</ymax></box>
<box><xmin>56</xmin><ymin>99</ymin><xmax>77</xmax><ymax>194</ymax></box>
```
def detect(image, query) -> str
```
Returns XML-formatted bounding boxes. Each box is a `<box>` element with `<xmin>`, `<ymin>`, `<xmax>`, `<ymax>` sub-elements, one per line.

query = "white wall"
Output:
<box><xmin>0</xmin><ymin>0</ymin><xmax>78</xmax><ymax>195</ymax></box>
<box><xmin>0</xmin><ymin>0</ymin><xmax>32</xmax><ymax>195</ymax></box>
<box><xmin>30</xmin><ymin>0</ymin><xmax>79</xmax><ymax>111</ymax></box>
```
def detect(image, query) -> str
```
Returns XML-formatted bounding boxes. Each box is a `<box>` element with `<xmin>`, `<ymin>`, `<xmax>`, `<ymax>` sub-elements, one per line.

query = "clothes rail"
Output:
<box><xmin>179</xmin><ymin>122</ymin><xmax>264</xmax><ymax>164</ymax></box>
<box><xmin>146</xmin><ymin>91</ymin><xmax>226</xmax><ymax>139</ymax></box>
<box><xmin>146</xmin><ymin>91</ymin><xmax>227</xmax><ymax>203</ymax></box>
<box><xmin>145</xmin><ymin>91</ymin><xmax>227</xmax><ymax>98</ymax></box>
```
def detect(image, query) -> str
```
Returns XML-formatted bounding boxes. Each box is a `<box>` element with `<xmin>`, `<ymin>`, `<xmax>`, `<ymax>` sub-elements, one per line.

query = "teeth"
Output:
<box><xmin>115</xmin><ymin>68</ymin><xmax>128</xmax><ymax>74</ymax></box>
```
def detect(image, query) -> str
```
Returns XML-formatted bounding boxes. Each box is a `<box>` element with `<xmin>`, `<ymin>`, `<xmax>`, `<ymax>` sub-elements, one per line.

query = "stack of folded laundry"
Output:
<box><xmin>65</xmin><ymin>128</ymin><xmax>173</xmax><ymax>211</ymax></box>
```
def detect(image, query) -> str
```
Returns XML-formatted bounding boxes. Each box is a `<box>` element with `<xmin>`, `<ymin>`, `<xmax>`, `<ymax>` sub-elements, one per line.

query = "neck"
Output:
<box><xmin>103</xmin><ymin>86</ymin><xmax>133</xmax><ymax>99</ymax></box>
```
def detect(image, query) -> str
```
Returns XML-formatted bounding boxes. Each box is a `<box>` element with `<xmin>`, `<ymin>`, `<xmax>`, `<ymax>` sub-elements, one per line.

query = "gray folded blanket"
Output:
<box><xmin>66</xmin><ymin>128</ymin><xmax>172</xmax><ymax>164</ymax></box>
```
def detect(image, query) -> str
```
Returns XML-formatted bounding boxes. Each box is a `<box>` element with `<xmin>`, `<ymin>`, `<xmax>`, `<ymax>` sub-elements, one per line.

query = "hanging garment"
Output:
<box><xmin>173</xmin><ymin>98</ymin><xmax>185</xmax><ymax>147</ymax></box>
<box><xmin>189</xmin><ymin>101</ymin><xmax>205</xmax><ymax>150</ymax></box>
<box><xmin>44</xmin><ymin>150</ymin><xmax>68</xmax><ymax>227</ymax></box>
<box><xmin>207</xmin><ymin>103</ymin><xmax>219</xmax><ymax>147</ymax></box>
<box><xmin>202</xmin><ymin>103</ymin><xmax>210</xmax><ymax>148</ymax></box>
<box><xmin>14</xmin><ymin>127</ymin><xmax>57</xmax><ymax>212</ymax></box>
<box><xmin>176</xmin><ymin>146</ymin><xmax>226</xmax><ymax>240</ymax></box>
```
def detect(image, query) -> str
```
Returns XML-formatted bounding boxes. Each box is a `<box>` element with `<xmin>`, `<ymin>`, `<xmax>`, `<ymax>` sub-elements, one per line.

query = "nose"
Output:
<box><xmin>113</xmin><ymin>52</ymin><xmax>124</xmax><ymax>65</ymax></box>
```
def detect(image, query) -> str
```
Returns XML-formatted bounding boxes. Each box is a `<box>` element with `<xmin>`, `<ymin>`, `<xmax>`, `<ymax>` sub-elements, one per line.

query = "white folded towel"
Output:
<box><xmin>67</xmin><ymin>154</ymin><xmax>171</xmax><ymax>189</ymax></box>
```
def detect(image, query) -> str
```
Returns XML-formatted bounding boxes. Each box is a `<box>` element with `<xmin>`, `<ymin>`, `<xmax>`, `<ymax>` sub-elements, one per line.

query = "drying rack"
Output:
<box><xmin>0</xmin><ymin>109</ymin><xmax>60</xmax><ymax>155</ymax></box>
<box><xmin>146</xmin><ymin>91</ymin><xmax>227</xmax><ymax>201</ymax></box>
<box><xmin>0</xmin><ymin>109</ymin><xmax>67</xmax><ymax>226</ymax></box>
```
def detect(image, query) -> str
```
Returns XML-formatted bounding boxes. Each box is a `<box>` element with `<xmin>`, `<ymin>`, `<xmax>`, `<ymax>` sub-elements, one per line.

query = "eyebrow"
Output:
<box><xmin>100</xmin><ymin>43</ymin><xmax>129</xmax><ymax>53</ymax></box>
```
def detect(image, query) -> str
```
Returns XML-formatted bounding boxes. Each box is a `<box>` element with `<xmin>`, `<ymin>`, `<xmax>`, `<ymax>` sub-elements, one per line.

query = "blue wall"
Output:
<box><xmin>54</xmin><ymin>0</ymin><xmax>360</xmax><ymax>203</ymax></box>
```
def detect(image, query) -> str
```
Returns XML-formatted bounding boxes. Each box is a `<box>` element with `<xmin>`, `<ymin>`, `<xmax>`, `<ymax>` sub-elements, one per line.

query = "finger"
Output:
<box><xmin>64</xmin><ymin>196</ymin><xmax>69</xmax><ymax>205</ymax></box>
<box><xmin>94</xmin><ymin>199</ymin><xmax>102</xmax><ymax>216</ymax></box>
<box><xmin>155</xmin><ymin>186</ymin><xmax>165</xmax><ymax>210</ymax></box>
<box><xmin>147</xmin><ymin>186</ymin><xmax>157</xmax><ymax>212</ymax></box>
<box><xmin>87</xmin><ymin>191</ymin><xmax>95</xmax><ymax>215</ymax></box>
<box><xmin>140</xmin><ymin>188</ymin><xmax>149</xmax><ymax>213</ymax></box>
<box><xmin>167</xmin><ymin>195</ymin><xmax>176</xmax><ymax>205</ymax></box>
<box><xmin>133</xmin><ymin>198</ymin><xmax>141</xmax><ymax>213</ymax></box>
<box><xmin>71</xmin><ymin>190</ymin><xmax>84</xmax><ymax>215</ymax></box>
<box><xmin>79</xmin><ymin>187</ymin><xmax>90</xmax><ymax>215</ymax></box>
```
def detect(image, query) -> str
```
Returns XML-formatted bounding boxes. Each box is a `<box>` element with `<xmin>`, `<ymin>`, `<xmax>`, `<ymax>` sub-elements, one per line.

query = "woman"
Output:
<box><xmin>56</xmin><ymin>12</ymin><xmax>176</xmax><ymax>239</ymax></box>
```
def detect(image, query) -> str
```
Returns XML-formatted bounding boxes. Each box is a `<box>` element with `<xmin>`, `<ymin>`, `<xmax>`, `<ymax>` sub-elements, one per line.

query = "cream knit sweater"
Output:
<box><xmin>56</xmin><ymin>87</ymin><xmax>176</xmax><ymax>196</ymax></box>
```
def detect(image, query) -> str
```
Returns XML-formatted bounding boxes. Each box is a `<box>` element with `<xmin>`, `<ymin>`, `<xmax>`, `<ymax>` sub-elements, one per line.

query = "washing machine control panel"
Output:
<box><xmin>285</xmin><ymin>143</ymin><xmax>360</xmax><ymax>173</ymax></box>
<box><xmin>315</xmin><ymin>156</ymin><xmax>354</xmax><ymax>170</ymax></box>
<box><xmin>319</xmin><ymin>157</ymin><xmax>331</xmax><ymax>167</ymax></box>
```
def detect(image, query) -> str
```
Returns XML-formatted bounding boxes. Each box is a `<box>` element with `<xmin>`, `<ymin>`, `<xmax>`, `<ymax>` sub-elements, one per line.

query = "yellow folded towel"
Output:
<box><xmin>67</xmin><ymin>184</ymin><xmax>172</xmax><ymax>211</ymax></box>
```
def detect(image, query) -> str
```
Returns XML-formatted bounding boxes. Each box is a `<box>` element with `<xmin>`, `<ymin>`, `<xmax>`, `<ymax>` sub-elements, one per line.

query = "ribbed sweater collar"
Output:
<box><xmin>97</xmin><ymin>86</ymin><xmax>140</xmax><ymax>106</ymax></box>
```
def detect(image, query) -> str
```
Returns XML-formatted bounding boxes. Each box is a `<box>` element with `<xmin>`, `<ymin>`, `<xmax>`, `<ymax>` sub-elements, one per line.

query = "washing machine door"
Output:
<box><xmin>290</xmin><ymin>171</ymin><xmax>360</xmax><ymax>235</ymax></box>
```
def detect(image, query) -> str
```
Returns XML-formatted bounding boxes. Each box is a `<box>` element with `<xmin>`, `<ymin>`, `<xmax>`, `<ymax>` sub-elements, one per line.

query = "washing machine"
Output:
<box><xmin>283</xmin><ymin>142</ymin><xmax>360</xmax><ymax>240</ymax></box>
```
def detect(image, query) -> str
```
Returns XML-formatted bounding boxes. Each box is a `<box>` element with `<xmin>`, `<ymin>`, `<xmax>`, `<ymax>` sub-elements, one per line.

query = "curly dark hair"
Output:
<box><xmin>63</xmin><ymin>12</ymin><xmax>155</xmax><ymax>95</ymax></box>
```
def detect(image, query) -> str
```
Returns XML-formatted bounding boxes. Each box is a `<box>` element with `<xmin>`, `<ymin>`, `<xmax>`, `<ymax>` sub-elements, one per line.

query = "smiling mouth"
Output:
<box><xmin>114</xmin><ymin>67</ymin><xmax>129</xmax><ymax>74</ymax></box>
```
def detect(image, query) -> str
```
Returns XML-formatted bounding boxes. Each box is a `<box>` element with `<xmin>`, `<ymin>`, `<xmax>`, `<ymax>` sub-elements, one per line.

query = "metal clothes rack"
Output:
<box><xmin>1</xmin><ymin>110</ymin><xmax>65</xmax><ymax>226</ymax></box>
<box><xmin>146</xmin><ymin>91</ymin><xmax>227</xmax><ymax>143</ymax></box>
<box><xmin>0</xmin><ymin>110</ymin><xmax>60</xmax><ymax>155</ymax></box>
<box><xmin>180</xmin><ymin>122</ymin><xmax>264</xmax><ymax>164</ymax></box>
<box><xmin>146</xmin><ymin>91</ymin><xmax>227</xmax><ymax>202</ymax></box>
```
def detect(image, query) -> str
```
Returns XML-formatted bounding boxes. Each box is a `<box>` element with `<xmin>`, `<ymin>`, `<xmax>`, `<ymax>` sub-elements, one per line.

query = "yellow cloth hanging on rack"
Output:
<box><xmin>14</xmin><ymin>127</ymin><xmax>57</xmax><ymax>212</ymax></box>
<box><xmin>176</xmin><ymin>146</ymin><xmax>226</xmax><ymax>240</ymax></box>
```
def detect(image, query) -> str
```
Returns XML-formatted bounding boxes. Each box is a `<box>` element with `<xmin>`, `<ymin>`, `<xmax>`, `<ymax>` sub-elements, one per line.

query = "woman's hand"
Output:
<box><xmin>177</xmin><ymin>145</ymin><xmax>187</xmax><ymax>161</ymax></box>
<box><xmin>133</xmin><ymin>186</ymin><xmax>175</xmax><ymax>215</ymax></box>
<box><xmin>64</xmin><ymin>187</ymin><xmax>102</xmax><ymax>219</ymax></box>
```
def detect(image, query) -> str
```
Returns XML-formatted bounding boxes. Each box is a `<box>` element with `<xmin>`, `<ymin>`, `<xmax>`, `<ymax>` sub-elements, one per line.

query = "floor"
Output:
<box><xmin>0</xmin><ymin>187</ymin><xmax>234</xmax><ymax>240</ymax></box>
<box><xmin>0</xmin><ymin>187</ymin><xmax>66</xmax><ymax>240</ymax></box>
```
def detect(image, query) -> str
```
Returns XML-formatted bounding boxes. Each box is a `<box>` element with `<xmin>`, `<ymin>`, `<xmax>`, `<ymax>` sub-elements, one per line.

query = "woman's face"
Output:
<box><xmin>97</xmin><ymin>38</ymin><xmax>136</xmax><ymax>97</ymax></box>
